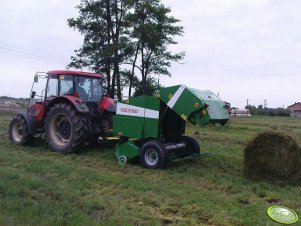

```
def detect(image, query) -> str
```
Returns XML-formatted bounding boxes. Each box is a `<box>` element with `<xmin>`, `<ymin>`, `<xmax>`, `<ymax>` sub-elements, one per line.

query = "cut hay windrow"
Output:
<box><xmin>244</xmin><ymin>131</ymin><xmax>301</xmax><ymax>185</ymax></box>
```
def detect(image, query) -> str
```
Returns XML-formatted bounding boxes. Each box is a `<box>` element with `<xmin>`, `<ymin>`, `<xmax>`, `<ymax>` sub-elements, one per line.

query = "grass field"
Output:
<box><xmin>0</xmin><ymin>112</ymin><xmax>301</xmax><ymax>225</ymax></box>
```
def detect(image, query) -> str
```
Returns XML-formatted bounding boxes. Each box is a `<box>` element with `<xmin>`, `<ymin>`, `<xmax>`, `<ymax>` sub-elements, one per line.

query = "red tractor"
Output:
<box><xmin>8</xmin><ymin>70</ymin><xmax>116</xmax><ymax>153</ymax></box>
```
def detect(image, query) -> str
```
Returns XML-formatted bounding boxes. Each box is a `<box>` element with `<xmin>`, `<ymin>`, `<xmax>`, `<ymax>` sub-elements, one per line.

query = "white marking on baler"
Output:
<box><xmin>167</xmin><ymin>85</ymin><xmax>186</xmax><ymax>108</ymax></box>
<box><xmin>145</xmin><ymin>109</ymin><xmax>159</xmax><ymax>119</ymax></box>
<box><xmin>116</xmin><ymin>103</ymin><xmax>159</xmax><ymax>119</ymax></box>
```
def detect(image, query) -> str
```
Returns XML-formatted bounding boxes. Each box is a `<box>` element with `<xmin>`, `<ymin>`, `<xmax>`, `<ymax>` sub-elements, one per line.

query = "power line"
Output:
<box><xmin>0</xmin><ymin>46</ymin><xmax>68</xmax><ymax>64</ymax></box>
<box><xmin>0</xmin><ymin>42</ymin><xmax>67</xmax><ymax>61</ymax></box>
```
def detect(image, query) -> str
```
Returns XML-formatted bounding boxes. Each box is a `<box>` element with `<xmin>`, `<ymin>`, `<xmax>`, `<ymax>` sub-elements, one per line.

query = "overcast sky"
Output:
<box><xmin>0</xmin><ymin>0</ymin><xmax>300</xmax><ymax>108</ymax></box>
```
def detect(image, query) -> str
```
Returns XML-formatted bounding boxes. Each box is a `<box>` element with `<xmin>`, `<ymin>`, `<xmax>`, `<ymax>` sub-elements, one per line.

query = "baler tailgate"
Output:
<box><xmin>159</xmin><ymin>85</ymin><xmax>229</xmax><ymax>127</ymax></box>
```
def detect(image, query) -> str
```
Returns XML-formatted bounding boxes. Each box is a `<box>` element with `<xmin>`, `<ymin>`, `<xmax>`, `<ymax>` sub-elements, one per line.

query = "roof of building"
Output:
<box><xmin>47</xmin><ymin>70</ymin><xmax>103</xmax><ymax>78</ymax></box>
<box><xmin>287</xmin><ymin>102</ymin><xmax>301</xmax><ymax>108</ymax></box>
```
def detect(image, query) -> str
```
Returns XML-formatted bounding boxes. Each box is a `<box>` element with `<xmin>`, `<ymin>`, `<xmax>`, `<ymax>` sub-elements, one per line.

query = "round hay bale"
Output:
<box><xmin>244</xmin><ymin>131</ymin><xmax>301</xmax><ymax>185</ymax></box>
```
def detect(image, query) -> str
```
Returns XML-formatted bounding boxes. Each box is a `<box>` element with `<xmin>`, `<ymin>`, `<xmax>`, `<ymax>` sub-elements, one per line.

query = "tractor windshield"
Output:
<box><xmin>46</xmin><ymin>74</ymin><xmax>104</xmax><ymax>102</ymax></box>
<box><xmin>75</xmin><ymin>76</ymin><xmax>104</xmax><ymax>102</ymax></box>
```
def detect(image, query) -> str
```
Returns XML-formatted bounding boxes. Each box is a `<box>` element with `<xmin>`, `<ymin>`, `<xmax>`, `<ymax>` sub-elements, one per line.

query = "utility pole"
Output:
<box><xmin>264</xmin><ymin>99</ymin><xmax>267</xmax><ymax>109</ymax></box>
<box><xmin>247</xmin><ymin>99</ymin><xmax>249</xmax><ymax>107</ymax></box>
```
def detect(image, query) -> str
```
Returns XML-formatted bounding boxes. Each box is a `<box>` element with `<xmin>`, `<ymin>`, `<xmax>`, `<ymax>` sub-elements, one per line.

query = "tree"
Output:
<box><xmin>126</xmin><ymin>0</ymin><xmax>184</xmax><ymax>96</ymax></box>
<box><xmin>68</xmin><ymin>0</ymin><xmax>132</xmax><ymax>100</ymax></box>
<box><xmin>132</xmin><ymin>76</ymin><xmax>161</xmax><ymax>97</ymax></box>
<box><xmin>68</xmin><ymin>0</ymin><xmax>184</xmax><ymax>99</ymax></box>
<box><xmin>246</xmin><ymin>105</ymin><xmax>291</xmax><ymax>117</ymax></box>
<box><xmin>245</xmin><ymin>105</ymin><xmax>257</xmax><ymax>115</ymax></box>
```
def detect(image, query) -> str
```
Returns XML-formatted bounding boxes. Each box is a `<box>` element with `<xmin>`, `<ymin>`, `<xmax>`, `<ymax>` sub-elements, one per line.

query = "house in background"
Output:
<box><xmin>288</xmin><ymin>102</ymin><xmax>301</xmax><ymax>117</ymax></box>
<box><xmin>230</xmin><ymin>108</ymin><xmax>251</xmax><ymax>117</ymax></box>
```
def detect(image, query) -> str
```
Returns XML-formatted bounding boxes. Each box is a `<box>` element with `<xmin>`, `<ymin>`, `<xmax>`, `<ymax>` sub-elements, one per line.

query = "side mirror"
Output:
<box><xmin>31</xmin><ymin>91</ymin><xmax>36</xmax><ymax>99</ymax></box>
<box><xmin>34</xmin><ymin>75</ymin><xmax>39</xmax><ymax>83</ymax></box>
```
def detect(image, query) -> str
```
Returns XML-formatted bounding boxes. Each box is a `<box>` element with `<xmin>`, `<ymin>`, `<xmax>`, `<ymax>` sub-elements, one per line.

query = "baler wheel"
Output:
<box><xmin>8</xmin><ymin>115</ymin><xmax>32</xmax><ymax>145</ymax></box>
<box><xmin>140</xmin><ymin>140</ymin><xmax>168</xmax><ymax>169</ymax></box>
<box><xmin>45</xmin><ymin>103</ymin><xmax>88</xmax><ymax>153</ymax></box>
<box><xmin>182</xmin><ymin>136</ymin><xmax>200</xmax><ymax>155</ymax></box>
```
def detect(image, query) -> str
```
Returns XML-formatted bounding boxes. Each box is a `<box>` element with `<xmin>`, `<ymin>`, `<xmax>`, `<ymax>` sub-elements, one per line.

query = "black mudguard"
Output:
<box><xmin>15</xmin><ymin>112</ymin><xmax>37</xmax><ymax>135</ymax></box>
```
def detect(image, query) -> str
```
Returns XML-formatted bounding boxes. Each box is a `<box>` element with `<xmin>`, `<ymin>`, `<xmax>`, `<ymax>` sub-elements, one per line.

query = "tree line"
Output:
<box><xmin>67</xmin><ymin>0</ymin><xmax>184</xmax><ymax>100</ymax></box>
<box><xmin>245</xmin><ymin>105</ymin><xmax>291</xmax><ymax>116</ymax></box>
<box><xmin>0</xmin><ymin>96</ymin><xmax>30</xmax><ymax>101</ymax></box>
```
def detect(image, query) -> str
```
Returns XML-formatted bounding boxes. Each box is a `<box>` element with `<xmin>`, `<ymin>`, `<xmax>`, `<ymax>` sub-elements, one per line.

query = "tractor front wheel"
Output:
<box><xmin>45</xmin><ymin>103</ymin><xmax>88</xmax><ymax>153</ymax></box>
<box><xmin>8</xmin><ymin>115</ymin><xmax>32</xmax><ymax>145</ymax></box>
<box><xmin>140</xmin><ymin>140</ymin><xmax>168</xmax><ymax>169</ymax></box>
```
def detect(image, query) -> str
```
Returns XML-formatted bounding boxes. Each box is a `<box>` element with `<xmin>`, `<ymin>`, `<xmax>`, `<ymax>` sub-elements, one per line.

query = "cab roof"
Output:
<box><xmin>47</xmin><ymin>70</ymin><xmax>103</xmax><ymax>78</ymax></box>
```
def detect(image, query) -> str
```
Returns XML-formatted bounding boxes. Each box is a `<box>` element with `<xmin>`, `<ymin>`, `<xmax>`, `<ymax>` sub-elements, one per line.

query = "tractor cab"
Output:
<box><xmin>45</xmin><ymin>73</ymin><xmax>104</xmax><ymax>103</ymax></box>
<box><xmin>30</xmin><ymin>70</ymin><xmax>105</xmax><ymax>105</ymax></box>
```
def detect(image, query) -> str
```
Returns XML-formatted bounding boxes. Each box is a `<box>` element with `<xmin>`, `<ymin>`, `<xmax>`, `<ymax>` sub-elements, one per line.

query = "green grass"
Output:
<box><xmin>1</xmin><ymin>114</ymin><xmax>301</xmax><ymax>225</ymax></box>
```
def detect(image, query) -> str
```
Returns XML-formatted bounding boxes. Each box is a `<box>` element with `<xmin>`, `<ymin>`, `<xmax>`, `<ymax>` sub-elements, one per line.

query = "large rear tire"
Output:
<box><xmin>45</xmin><ymin>103</ymin><xmax>88</xmax><ymax>153</ymax></box>
<box><xmin>140</xmin><ymin>140</ymin><xmax>168</xmax><ymax>169</ymax></box>
<box><xmin>8</xmin><ymin>115</ymin><xmax>32</xmax><ymax>145</ymax></box>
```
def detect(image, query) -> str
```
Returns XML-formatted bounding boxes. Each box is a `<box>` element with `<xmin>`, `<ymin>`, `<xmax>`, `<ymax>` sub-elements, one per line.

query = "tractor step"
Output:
<box><xmin>170</xmin><ymin>152</ymin><xmax>215</xmax><ymax>162</ymax></box>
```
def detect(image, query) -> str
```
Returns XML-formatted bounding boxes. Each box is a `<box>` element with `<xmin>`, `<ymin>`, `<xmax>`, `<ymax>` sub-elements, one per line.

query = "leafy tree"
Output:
<box><xmin>68</xmin><ymin>0</ymin><xmax>184</xmax><ymax>99</ymax></box>
<box><xmin>67</xmin><ymin>0</ymin><xmax>132</xmax><ymax>100</ymax></box>
<box><xmin>126</xmin><ymin>0</ymin><xmax>184</xmax><ymax>96</ymax></box>
<box><xmin>245</xmin><ymin>105</ymin><xmax>257</xmax><ymax>115</ymax></box>
<box><xmin>132</xmin><ymin>76</ymin><xmax>161</xmax><ymax>97</ymax></box>
<box><xmin>246</xmin><ymin>105</ymin><xmax>291</xmax><ymax>117</ymax></box>
<box><xmin>277</xmin><ymin>108</ymin><xmax>291</xmax><ymax>116</ymax></box>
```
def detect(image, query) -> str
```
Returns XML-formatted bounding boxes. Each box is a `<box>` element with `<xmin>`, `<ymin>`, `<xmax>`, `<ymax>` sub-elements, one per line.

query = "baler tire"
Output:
<box><xmin>8</xmin><ymin>115</ymin><xmax>32</xmax><ymax>145</ymax></box>
<box><xmin>183</xmin><ymin>136</ymin><xmax>200</xmax><ymax>155</ymax></box>
<box><xmin>140</xmin><ymin>140</ymin><xmax>168</xmax><ymax>169</ymax></box>
<box><xmin>45</xmin><ymin>103</ymin><xmax>88</xmax><ymax>153</ymax></box>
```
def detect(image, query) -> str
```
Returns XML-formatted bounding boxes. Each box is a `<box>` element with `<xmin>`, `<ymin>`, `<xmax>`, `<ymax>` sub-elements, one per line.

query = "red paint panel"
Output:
<box><xmin>100</xmin><ymin>97</ymin><xmax>115</xmax><ymax>112</ymax></box>
<box><xmin>34</xmin><ymin>103</ymin><xmax>45</xmax><ymax>123</ymax></box>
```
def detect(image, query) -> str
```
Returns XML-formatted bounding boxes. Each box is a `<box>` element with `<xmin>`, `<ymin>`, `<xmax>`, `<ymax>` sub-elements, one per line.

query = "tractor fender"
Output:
<box><xmin>100</xmin><ymin>97</ymin><xmax>116</xmax><ymax>113</ymax></box>
<box><xmin>45</xmin><ymin>96</ymin><xmax>90</xmax><ymax>114</ymax></box>
<box><xmin>15</xmin><ymin>112</ymin><xmax>37</xmax><ymax>135</ymax></box>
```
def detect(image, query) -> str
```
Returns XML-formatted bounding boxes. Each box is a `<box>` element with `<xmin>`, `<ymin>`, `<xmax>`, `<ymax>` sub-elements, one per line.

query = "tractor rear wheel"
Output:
<box><xmin>182</xmin><ymin>136</ymin><xmax>200</xmax><ymax>155</ymax></box>
<box><xmin>8</xmin><ymin>115</ymin><xmax>32</xmax><ymax>145</ymax></box>
<box><xmin>140</xmin><ymin>140</ymin><xmax>168</xmax><ymax>169</ymax></box>
<box><xmin>45</xmin><ymin>103</ymin><xmax>88</xmax><ymax>153</ymax></box>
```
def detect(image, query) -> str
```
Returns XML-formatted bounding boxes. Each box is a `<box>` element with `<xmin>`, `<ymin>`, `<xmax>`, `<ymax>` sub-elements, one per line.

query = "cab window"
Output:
<box><xmin>46</xmin><ymin>75</ymin><xmax>58</xmax><ymax>97</ymax></box>
<box><xmin>59</xmin><ymin>75</ymin><xmax>73</xmax><ymax>95</ymax></box>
